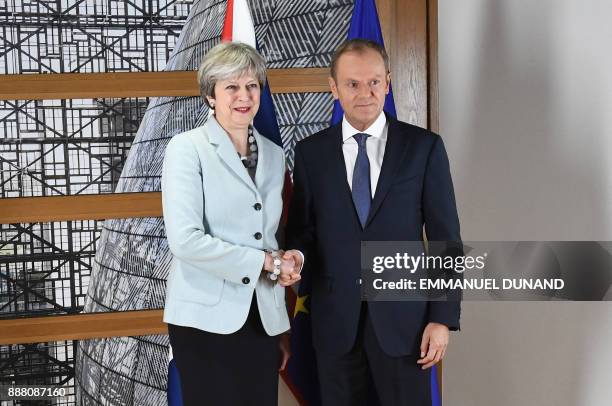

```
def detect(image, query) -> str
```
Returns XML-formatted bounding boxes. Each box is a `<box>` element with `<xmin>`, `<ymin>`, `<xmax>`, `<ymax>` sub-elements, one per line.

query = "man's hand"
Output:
<box><xmin>278</xmin><ymin>250</ymin><xmax>303</xmax><ymax>287</ymax></box>
<box><xmin>282</xmin><ymin>250</ymin><xmax>303</xmax><ymax>272</ymax></box>
<box><xmin>417</xmin><ymin>322</ymin><xmax>449</xmax><ymax>370</ymax></box>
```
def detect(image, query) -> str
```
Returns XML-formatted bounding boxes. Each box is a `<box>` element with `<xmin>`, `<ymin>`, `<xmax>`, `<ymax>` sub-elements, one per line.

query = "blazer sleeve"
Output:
<box><xmin>422</xmin><ymin>135</ymin><xmax>462</xmax><ymax>330</ymax></box>
<box><xmin>286</xmin><ymin>142</ymin><xmax>317</xmax><ymax>262</ymax></box>
<box><xmin>161</xmin><ymin>134</ymin><xmax>264</xmax><ymax>287</ymax></box>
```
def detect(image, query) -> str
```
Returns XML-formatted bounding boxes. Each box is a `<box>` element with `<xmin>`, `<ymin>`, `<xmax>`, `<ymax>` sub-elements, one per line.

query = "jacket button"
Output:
<box><xmin>242</xmin><ymin>277</ymin><xmax>250</xmax><ymax>285</ymax></box>
<box><xmin>253</xmin><ymin>203</ymin><xmax>262</xmax><ymax>211</ymax></box>
<box><xmin>254</xmin><ymin>232</ymin><xmax>262</xmax><ymax>240</ymax></box>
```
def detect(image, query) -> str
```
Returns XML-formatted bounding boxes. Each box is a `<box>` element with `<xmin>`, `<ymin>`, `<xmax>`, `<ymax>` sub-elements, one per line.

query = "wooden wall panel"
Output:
<box><xmin>377</xmin><ymin>0</ymin><xmax>443</xmax><ymax>393</ymax></box>
<box><xmin>0</xmin><ymin>310</ymin><xmax>166</xmax><ymax>345</ymax></box>
<box><xmin>0</xmin><ymin>192</ymin><xmax>162</xmax><ymax>224</ymax></box>
<box><xmin>396</xmin><ymin>0</ymin><xmax>429</xmax><ymax>127</ymax></box>
<box><xmin>428</xmin><ymin>0</ymin><xmax>440</xmax><ymax>133</ymax></box>
<box><xmin>376</xmin><ymin>0</ymin><xmax>429</xmax><ymax>128</ymax></box>
<box><xmin>0</xmin><ymin>68</ymin><xmax>330</xmax><ymax>101</ymax></box>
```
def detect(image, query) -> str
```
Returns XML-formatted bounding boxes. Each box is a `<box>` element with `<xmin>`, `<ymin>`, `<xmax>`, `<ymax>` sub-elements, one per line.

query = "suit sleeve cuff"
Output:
<box><xmin>241</xmin><ymin>249</ymin><xmax>265</xmax><ymax>288</ymax></box>
<box><xmin>428</xmin><ymin>303</ymin><xmax>461</xmax><ymax>331</ymax></box>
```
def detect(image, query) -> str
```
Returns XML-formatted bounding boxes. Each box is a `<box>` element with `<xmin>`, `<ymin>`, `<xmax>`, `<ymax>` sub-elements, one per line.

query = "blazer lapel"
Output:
<box><xmin>253</xmin><ymin>128</ymin><xmax>268</xmax><ymax>190</ymax></box>
<box><xmin>205</xmin><ymin>117</ymin><xmax>258</xmax><ymax>194</ymax></box>
<box><xmin>365</xmin><ymin>116</ymin><xmax>411</xmax><ymax>227</ymax></box>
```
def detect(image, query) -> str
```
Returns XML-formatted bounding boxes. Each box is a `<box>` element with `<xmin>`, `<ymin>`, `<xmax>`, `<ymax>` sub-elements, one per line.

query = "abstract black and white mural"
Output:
<box><xmin>0</xmin><ymin>0</ymin><xmax>351</xmax><ymax>403</ymax></box>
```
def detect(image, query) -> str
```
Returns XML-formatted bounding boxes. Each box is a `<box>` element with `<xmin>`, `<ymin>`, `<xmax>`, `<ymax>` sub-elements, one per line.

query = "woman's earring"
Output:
<box><xmin>210</xmin><ymin>102</ymin><xmax>215</xmax><ymax>109</ymax></box>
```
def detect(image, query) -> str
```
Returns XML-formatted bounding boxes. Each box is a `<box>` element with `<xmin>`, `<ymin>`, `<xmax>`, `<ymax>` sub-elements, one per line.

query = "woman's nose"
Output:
<box><xmin>237</xmin><ymin>86</ymin><xmax>250</xmax><ymax>100</ymax></box>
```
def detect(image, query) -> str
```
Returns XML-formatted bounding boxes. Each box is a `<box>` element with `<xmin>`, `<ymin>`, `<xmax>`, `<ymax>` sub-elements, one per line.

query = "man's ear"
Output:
<box><xmin>328</xmin><ymin>77</ymin><xmax>339</xmax><ymax>100</ymax></box>
<box><xmin>385</xmin><ymin>72</ymin><xmax>391</xmax><ymax>95</ymax></box>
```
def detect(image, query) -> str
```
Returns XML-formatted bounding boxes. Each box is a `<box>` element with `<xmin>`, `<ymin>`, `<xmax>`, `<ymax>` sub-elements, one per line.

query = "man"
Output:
<box><xmin>285</xmin><ymin>39</ymin><xmax>461</xmax><ymax>405</ymax></box>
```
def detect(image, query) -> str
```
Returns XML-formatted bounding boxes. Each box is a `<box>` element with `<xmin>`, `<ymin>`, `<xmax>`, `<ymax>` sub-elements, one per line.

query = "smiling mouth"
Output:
<box><xmin>234</xmin><ymin>107</ymin><xmax>251</xmax><ymax>113</ymax></box>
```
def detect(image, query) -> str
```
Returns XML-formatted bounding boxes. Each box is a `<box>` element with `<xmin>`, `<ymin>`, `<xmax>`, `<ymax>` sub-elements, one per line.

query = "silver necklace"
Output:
<box><xmin>239</xmin><ymin>126</ymin><xmax>258</xmax><ymax>169</ymax></box>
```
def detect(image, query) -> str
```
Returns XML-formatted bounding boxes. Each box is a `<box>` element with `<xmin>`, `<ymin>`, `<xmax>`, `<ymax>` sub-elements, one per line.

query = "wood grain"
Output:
<box><xmin>0</xmin><ymin>68</ymin><xmax>331</xmax><ymax>100</ymax></box>
<box><xmin>0</xmin><ymin>310</ymin><xmax>166</xmax><ymax>345</ymax></box>
<box><xmin>0</xmin><ymin>192</ymin><xmax>162</xmax><ymax>224</ymax></box>
<box><xmin>428</xmin><ymin>0</ymin><xmax>440</xmax><ymax>133</ymax></box>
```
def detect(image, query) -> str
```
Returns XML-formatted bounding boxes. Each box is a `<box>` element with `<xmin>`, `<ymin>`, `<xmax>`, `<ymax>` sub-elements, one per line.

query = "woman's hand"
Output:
<box><xmin>263</xmin><ymin>251</ymin><xmax>301</xmax><ymax>286</ymax></box>
<box><xmin>279</xmin><ymin>333</ymin><xmax>291</xmax><ymax>371</ymax></box>
<box><xmin>263</xmin><ymin>250</ymin><xmax>286</xmax><ymax>273</ymax></box>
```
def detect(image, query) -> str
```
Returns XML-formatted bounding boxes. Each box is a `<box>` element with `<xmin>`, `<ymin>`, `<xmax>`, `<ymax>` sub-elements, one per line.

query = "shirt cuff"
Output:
<box><xmin>296</xmin><ymin>250</ymin><xmax>305</xmax><ymax>272</ymax></box>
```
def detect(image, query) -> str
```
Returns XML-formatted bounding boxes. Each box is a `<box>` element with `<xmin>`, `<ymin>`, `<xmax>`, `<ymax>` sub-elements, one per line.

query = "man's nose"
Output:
<box><xmin>359</xmin><ymin>83</ymin><xmax>373</xmax><ymax>98</ymax></box>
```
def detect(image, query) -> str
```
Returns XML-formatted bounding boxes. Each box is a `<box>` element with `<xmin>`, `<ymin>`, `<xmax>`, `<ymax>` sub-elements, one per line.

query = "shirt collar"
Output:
<box><xmin>342</xmin><ymin>111</ymin><xmax>387</xmax><ymax>142</ymax></box>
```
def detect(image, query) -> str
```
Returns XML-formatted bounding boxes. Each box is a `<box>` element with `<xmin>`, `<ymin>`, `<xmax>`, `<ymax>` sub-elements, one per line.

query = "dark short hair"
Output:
<box><xmin>330</xmin><ymin>38</ymin><xmax>390</xmax><ymax>80</ymax></box>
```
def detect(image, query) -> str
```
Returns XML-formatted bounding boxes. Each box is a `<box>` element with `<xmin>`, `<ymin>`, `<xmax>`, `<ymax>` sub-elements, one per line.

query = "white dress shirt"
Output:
<box><xmin>295</xmin><ymin>112</ymin><xmax>388</xmax><ymax>271</ymax></box>
<box><xmin>342</xmin><ymin>111</ymin><xmax>388</xmax><ymax>197</ymax></box>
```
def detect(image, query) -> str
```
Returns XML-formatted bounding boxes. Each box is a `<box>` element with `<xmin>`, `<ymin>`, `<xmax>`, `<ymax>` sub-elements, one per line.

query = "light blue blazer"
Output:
<box><xmin>162</xmin><ymin>116</ymin><xmax>290</xmax><ymax>336</ymax></box>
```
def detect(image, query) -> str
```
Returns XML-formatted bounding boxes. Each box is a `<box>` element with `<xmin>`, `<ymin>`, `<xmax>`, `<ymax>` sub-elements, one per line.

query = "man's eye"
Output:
<box><xmin>371</xmin><ymin>80</ymin><xmax>380</xmax><ymax>86</ymax></box>
<box><xmin>348</xmin><ymin>82</ymin><xmax>358</xmax><ymax>88</ymax></box>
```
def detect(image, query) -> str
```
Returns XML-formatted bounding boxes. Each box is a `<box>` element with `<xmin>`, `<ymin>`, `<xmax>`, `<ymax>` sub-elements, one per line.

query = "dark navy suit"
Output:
<box><xmin>287</xmin><ymin>114</ymin><xmax>461</xmax><ymax>405</ymax></box>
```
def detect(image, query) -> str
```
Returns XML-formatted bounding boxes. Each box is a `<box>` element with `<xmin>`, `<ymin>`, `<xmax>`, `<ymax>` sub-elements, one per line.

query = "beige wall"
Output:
<box><xmin>439</xmin><ymin>0</ymin><xmax>612</xmax><ymax>404</ymax></box>
<box><xmin>279</xmin><ymin>378</ymin><xmax>299</xmax><ymax>405</ymax></box>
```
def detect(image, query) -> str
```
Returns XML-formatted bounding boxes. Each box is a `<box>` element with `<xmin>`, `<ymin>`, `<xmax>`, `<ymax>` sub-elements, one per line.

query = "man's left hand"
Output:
<box><xmin>417</xmin><ymin>322</ymin><xmax>449</xmax><ymax>370</ymax></box>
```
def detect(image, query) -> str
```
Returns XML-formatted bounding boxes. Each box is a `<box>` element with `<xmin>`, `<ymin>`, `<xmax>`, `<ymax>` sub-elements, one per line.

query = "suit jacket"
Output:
<box><xmin>162</xmin><ymin>116</ymin><xmax>290</xmax><ymax>336</ymax></box>
<box><xmin>286</xmin><ymin>114</ymin><xmax>461</xmax><ymax>356</ymax></box>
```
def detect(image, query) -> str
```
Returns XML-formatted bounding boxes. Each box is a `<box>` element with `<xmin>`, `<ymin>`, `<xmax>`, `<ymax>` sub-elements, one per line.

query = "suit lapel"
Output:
<box><xmin>330</xmin><ymin>125</ymin><xmax>356</xmax><ymax>211</ymax></box>
<box><xmin>365</xmin><ymin>116</ymin><xmax>411</xmax><ymax>227</ymax></box>
<box><xmin>253</xmin><ymin>129</ymin><xmax>268</xmax><ymax>190</ymax></box>
<box><xmin>205</xmin><ymin>117</ymin><xmax>258</xmax><ymax>194</ymax></box>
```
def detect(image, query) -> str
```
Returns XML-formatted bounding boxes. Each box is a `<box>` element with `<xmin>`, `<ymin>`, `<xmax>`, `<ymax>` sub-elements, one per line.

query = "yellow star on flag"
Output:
<box><xmin>293</xmin><ymin>295</ymin><xmax>309</xmax><ymax>318</ymax></box>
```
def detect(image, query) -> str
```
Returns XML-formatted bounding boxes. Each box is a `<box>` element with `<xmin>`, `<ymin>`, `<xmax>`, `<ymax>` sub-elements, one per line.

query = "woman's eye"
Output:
<box><xmin>226</xmin><ymin>85</ymin><xmax>237</xmax><ymax>90</ymax></box>
<box><xmin>247</xmin><ymin>83</ymin><xmax>259</xmax><ymax>89</ymax></box>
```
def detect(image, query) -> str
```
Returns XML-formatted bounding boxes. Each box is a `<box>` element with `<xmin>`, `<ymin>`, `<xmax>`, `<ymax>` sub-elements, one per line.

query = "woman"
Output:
<box><xmin>161</xmin><ymin>42</ymin><xmax>301</xmax><ymax>406</ymax></box>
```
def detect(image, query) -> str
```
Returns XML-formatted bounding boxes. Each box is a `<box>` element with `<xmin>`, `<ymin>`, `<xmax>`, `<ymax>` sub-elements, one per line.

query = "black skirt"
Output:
<box><xmin>168</xmin><ymin>298</ymin><xmax>281</xmax><ymax>406</ymax></box>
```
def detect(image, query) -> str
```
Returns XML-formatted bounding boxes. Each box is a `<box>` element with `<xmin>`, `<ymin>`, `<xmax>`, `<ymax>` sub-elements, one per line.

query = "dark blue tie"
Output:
<box><xmin>352</xmin><ymin>133</ymin><xmax>371</xmax><ymax>227</ymax></box>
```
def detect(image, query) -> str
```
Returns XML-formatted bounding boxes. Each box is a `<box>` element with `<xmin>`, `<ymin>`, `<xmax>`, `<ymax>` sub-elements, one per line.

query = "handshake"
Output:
<box><xmin>263</xmin><ymin>249</ymin><xmax>303</xmax><ymax>287</ymax></box>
